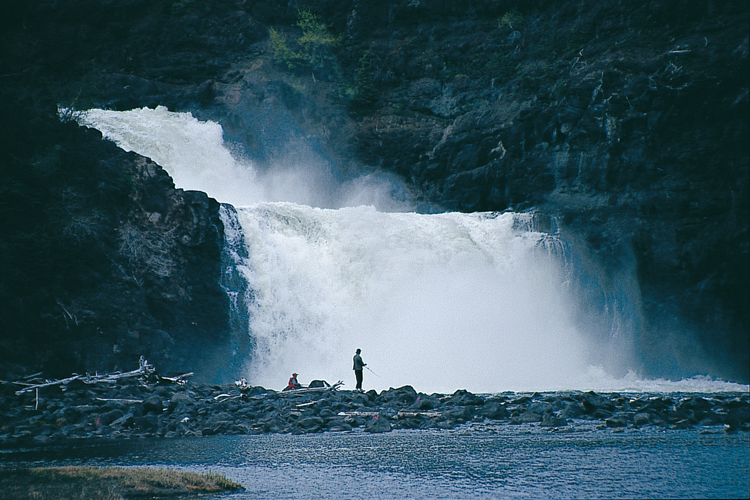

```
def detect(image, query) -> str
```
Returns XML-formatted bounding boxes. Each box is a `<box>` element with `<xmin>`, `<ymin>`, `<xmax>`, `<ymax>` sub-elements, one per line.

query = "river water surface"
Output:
<box><xmin>3</xmin><ymin>421</ymin><xmax>748</xmax><ymax>499</ymax></box>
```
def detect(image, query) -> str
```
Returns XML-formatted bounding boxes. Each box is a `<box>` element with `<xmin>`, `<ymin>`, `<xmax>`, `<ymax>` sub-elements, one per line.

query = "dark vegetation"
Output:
<box><xmin>0</xmin><ymin>0</ymin><xmax>748</xmax><ymax>382</ymax></box>
<box><xmin>0</xmin><ymin>466</ymin><xmax>243</xmax><ymax>500</ymax></box>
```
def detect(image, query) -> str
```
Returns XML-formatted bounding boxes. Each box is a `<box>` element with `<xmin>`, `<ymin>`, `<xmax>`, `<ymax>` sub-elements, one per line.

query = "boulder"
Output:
<box><xmin>134</xmin><ymin>415</ymin><xmax>158</xmax><ymax>432</ymax></box>
<box><xmin>308</xmin><ymin>380</ymin><xmax>331</xmax><ymax>388</ymax></box>
<box><xmin>479</xmin><ymin>402</ymin><xmax>510</xmax><ymax>420</ymax></box>
<box><xmin>446</xmin><ymin>390</ymin><xmax>484</xmax><ymax>406</ymax></box>
<box><xmin>412</xmin><ymin>395</ymin><xmax>440</xmax><ymax>410</ymax></box>
<box><xmin>297</xmin><ymin>417</ymin><xmax>325</xmax><ymax>432</ymax></box>
<box><xmin>445</xmin><ymin>405</ymin><xmax>474</xmax><ymax>423</ymax></box>
<box><xmin>376</xmin><ymin>386</ymin><xmax>418</xmax><ymax>406</ymax></box>
<box><xmin>540</xmin><ymin>412</ymin><xmax>568</xmax><ymax>427</ymax></box>
<box><xmin>511</xmin><ymin>410</ymin><xmax>543</xmax><ymax>424</ymax></box>
<box><xmin>98</xmin><ymin>409</ymin><xmax>125</xmax><ymax>426</ymax></box>
<box><xmin>365</xmin><ymin>415</ymin><xmax>392</xmax><ymax>433</ymax></box>
<box><xmin>581</xmin><ymin>392</ymin><xmax>614</xmax><ymax>414</ymax></box>
<box><xmin>605</xmin><ymin>416</ymin><xmax>629</xmax><ymax>428</ymax></box>
<box><xmin>633</xmin><ymin>412</ymin><xmax>652</xmax><ymax>427</ymax></box>
<box><xmin>142</xmin><ymin>395</ymin><xmax>164</xmax><ymax>414</ymax></box>
<box><xmin>325</xmin><ymin>418</ymin><xmax>352</xmax><ymax>432</ymax></box>
<box><xmin>168</xmin><ymin>393</ymin><xmax>193</xmax><ymax>413</ymax></box>
<box><xmin>562</xmin><ymin>402</ymin><xmax>585</xmax><ymax>419</ymax></box>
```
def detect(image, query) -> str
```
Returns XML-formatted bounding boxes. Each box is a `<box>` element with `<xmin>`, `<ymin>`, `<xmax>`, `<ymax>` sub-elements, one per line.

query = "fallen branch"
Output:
<box><xmin>95</xmin><ymin>397</ymin><xmax>144</xmax><ymax>404</ymax></box>
<box><xmin>296</xmin><ymin>400</ymin><xmax>323</xmax><ymax>408</ymax></box>
<box><xmin>397</xmin><ymin>411</ymin><xmax>441</xmax><ymax>418</ymax></box>
<box><xmin>160</xmin><ymin>372</ymin><xmax>193</xmax><ymax>383</ymax></box>
<box><xmin>15</xmin><ymin>356</ymin><xmax>157</xmax><ymax>395</ymax></box>
<box><xmin>14</xmin><ymin>374</ymin><xmax>83</xmax><ymax>395</ymax></box>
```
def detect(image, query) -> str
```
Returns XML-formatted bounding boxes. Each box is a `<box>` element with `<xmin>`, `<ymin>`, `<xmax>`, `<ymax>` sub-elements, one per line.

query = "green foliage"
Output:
<box><xmin>269</xmin><ymin>28</ymin><xmax>295</xmax><ymax>68</ymax></box>
<box><xmin>269</xmin><ymin>9</ymin><xmax>341</xmax><ymax>75</ymax></box>
<box><xmin>295</xmin><ymin>9</ymin><xmax>341</xmax><ymax>69</ymax></box>
<box><xmin>481</xmin><ymin>10</ymin><xmax>527</xmax><ymax>85</ymax></box>
<box><xmin>348</xmin><ymin>52</ymin><xmax>378</xmax><ymax>114</ymax></box>
<box><xmin>498</xmin><ymin>10</ymin><xmax>523</xmax><ymax>30</ymax></box>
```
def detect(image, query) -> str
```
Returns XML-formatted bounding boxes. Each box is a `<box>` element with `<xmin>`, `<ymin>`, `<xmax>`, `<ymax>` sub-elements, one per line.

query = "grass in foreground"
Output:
<box><xmin>0</xmin><ymin>465</ymin><xmax>244</xmax><ymax>499</ymax></box>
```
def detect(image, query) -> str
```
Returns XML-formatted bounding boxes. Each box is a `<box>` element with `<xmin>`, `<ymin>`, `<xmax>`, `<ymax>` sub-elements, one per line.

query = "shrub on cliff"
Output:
<box><xmin>269</xmin><ymin>9</ymin><xmax>341</xmax><ymax>78</ymax></box>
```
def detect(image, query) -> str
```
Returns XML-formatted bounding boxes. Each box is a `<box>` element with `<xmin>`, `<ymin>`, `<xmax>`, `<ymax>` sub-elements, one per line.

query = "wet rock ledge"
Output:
<box><xmin>1</xmin><ymin>369</ymin><xmax>748</xmax><ymax>446</ymax></box>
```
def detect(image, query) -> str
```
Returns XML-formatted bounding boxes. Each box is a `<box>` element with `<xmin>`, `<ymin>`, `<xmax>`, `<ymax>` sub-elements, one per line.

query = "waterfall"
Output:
<box><xmin>68</xmin><ymin>106</ymin><xmax>748</xmax><ymax>394</ymax></box>
<box><xmin>225</xmin><ymin>203</ymin><xmax>587</xmax><ymax>393</ymax></box>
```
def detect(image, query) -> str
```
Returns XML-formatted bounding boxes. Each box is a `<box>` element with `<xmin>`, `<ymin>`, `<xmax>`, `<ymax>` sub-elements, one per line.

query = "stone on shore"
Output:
<box><xmin>365</xmin><ymin>415</ymin><xmax>392</xmax><ymax>433</ymax></box>
<box><xmin>1</xmin><ymin>376</ymin><xmax>748</xmax><ymax>443</ymax></box>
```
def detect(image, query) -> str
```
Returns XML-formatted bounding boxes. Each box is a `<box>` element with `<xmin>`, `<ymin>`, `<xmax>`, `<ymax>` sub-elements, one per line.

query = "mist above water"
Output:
<box><xmin>70</xmin><ymin>106</ymin><xmax>748</xmax><ymax>394</ymax></box>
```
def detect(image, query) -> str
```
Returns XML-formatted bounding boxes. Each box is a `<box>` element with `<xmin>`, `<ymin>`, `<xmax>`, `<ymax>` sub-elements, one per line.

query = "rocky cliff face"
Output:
<box><xmin>1</xmin><ymin>0</ymin><xmax>747</xmax><ymax>382</ymax></box>
<box><xmin>0</xmin><ymin>108</ymin><xmax>229</xmax><ymax>381</ymax></box>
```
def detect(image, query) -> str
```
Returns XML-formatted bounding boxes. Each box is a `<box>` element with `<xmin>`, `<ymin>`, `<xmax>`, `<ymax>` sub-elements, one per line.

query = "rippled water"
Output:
<box><xmin>3</xmin><ymin>422</ymin><xmax>748</xmax><ymax>499</ymax></box>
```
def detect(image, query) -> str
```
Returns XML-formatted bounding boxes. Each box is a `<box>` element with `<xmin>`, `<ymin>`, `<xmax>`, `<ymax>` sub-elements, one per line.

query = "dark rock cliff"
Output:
<box><xmin>0</xmin><ymin>0</ymin><xmax>747</xmax><ymax>382</ymax></box>
<box><xmin>0</xmin><ymin>107</ymin><xmax>230</xmax><ymax>381</ymax></box>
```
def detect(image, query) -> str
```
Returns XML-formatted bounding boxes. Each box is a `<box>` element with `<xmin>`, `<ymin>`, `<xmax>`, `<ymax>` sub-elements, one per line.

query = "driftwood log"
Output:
<box><xmin>12</xmin><ymin>356</ymin><xmax>192</xmax><ymax>396</ymax></box>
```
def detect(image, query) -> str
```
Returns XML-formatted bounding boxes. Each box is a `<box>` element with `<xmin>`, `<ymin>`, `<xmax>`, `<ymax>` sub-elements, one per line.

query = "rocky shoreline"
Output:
<box><xmin>1</xmin><ymin>365</ymin><xmax>748</xmax><ymax>447</ymax></box>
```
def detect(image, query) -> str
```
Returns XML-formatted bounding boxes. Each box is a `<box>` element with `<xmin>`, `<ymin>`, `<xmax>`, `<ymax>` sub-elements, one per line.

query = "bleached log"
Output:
<box><xmin>160</xmin><ymin>372</ymin><xmax>193</xmax><ymax>384</ymax></box>
<box><xmin>397</xmin><ymin>411</ymin><xmax>441</xmax><ymax>418</ymax></box>
<box><xmin>296</xmin><ymin>400</ymin><xmax>322</xmax><ymax>408</ymax></box>
<box><xmin>14</xmin><ymin>356</ymin><xmax>156</xmax><ymax>395</ymax></box>
<box><xmin>96</xmin><ymin>397</ymin><xmax>144</xmax><ymax>404</ymax></box>
<box><xmin>214</xmin><ymin>393</ymin><xmax>243</xmax><ymax>402</ymax></box>
<box><xmin>337</xmin><ymin>411</ymin><xmax>379</xmax><ymax>417</ymax></box>
<box><xmin>14</xmin><ymin>374</ymin><xmax>83</xmax><ymax>395</ymax></box>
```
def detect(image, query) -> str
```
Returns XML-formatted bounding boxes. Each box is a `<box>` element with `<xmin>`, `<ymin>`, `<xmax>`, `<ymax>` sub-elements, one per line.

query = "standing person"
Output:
<box><xmin>353</xmin><ymin>349</ymin><xmax>366</xmax><ymax>392</ymax></box>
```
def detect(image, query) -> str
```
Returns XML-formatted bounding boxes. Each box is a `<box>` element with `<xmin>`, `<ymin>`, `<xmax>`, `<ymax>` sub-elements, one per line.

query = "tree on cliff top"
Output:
<box><xmin>269</xmin><ymin>9</ymin><xmax>341</xmax><ymax>79</ymax></box>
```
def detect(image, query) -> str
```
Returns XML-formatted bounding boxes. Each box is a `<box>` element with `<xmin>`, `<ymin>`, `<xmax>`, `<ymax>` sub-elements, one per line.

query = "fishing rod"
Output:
<box><xmin>365</xmin><ymin>366</ymin><xmax>381</xmax><ymax>378</ymax></box>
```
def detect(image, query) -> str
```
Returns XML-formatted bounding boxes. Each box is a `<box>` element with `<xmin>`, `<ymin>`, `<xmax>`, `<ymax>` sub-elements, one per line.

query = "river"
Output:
<box><xmin>3</xmin><ymin>419</ymin><xmax>748</xmax><ymax>499</ymax></box>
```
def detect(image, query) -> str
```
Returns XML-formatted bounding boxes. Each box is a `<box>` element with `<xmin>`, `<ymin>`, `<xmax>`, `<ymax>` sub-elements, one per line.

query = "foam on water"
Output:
<box><xmin>67</xmin><ymin>107</ymin><xmax>749</xmax><ymax>394</ymax></box>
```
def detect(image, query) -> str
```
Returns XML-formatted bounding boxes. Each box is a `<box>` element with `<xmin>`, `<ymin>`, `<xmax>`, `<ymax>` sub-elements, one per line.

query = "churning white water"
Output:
<box><xmin>69</xmin><ymin>107</ymin><xmax>748</xmax><ymax>394</ymax></box>
<box><xmin>228</xmin><ymin>203</ymin><xmax>588</xmax><ymax>393</ymax></box>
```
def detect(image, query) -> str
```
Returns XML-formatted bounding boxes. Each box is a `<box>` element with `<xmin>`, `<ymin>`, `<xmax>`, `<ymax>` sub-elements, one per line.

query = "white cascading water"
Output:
<box><xmin>70</xmin><ymin>106</ymin><xmax>748</xmax><ymax>394</ymax></box>
<box><xmin>230</xmin><ymin>203</ymin><xmax>587</xmax><ymax>393</ymax></box>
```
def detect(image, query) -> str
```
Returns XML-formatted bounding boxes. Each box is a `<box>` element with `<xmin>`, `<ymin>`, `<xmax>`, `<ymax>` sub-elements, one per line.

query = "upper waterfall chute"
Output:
<box><xmin>67</xmin><ymin>106</ymin><xmax>416</xmax><ymax>211</ymax></box>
